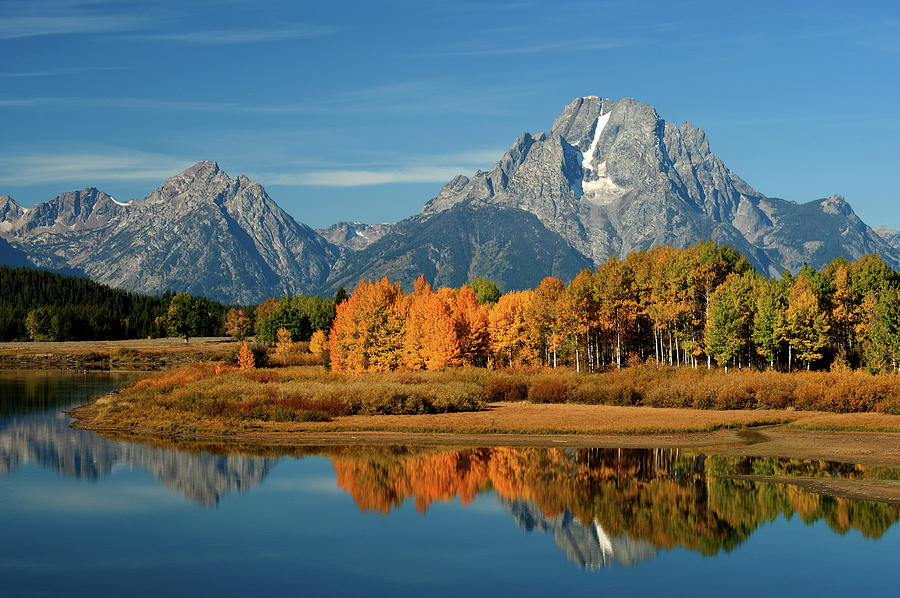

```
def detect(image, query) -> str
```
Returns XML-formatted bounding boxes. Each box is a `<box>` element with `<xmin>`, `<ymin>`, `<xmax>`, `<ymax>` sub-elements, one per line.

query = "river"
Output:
<box><xmin>1</xmin><ymin>371</ymin><xmax>898</xmax><ymax>597</ymax></box>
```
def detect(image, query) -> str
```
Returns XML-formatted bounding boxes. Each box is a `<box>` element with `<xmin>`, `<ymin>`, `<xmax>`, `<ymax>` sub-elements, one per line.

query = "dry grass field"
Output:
<box><xmin>0</xmin><ymin>337</ymin><xmax>238</xmax><ymax>370</ymax></box>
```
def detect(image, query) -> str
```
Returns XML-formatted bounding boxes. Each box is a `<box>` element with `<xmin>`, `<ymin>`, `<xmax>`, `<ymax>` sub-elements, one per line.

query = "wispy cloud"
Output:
<box><xmin>433</xmin><ymin>37</ymin><xmax>636</xmax><ymax>57</ymax></box>
<box><xmin>258</xmin><ymin>149</ymin><xmax>503</xmax><ymax>187</ymax></box>
<box><xmin>0</xmin><ymin>14</ymin><xmax>149</xmax><ymax>40</ymax></box>
<box><xmin>0</xmin><ymin>66</ymin><xmax>128</xmax><ymax>78</ymax></box>
<box><xmin>135</xmin><ymin>24</ymin><xmax>336</xmax><ymax>44</ymax></box>
<box><xmin>0</xmin><ymin>97</ymin><xmax>62</xmax><ymax>107</ymax></box>
<box><xmin>0</xmin><ymin>79</ymin><xmax>535</xmax><ymax>116</ymax></box>
<box><xmin>0</xmin><ymin>150</ymin><xmax>195</xmax><ymax>186</ymax></box>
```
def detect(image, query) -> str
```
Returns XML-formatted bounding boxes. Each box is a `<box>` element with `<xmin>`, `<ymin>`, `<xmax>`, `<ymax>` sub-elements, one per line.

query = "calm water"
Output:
<box><xmin>1</xmin><ymin>372</ymin><xmax>899</xmax><ymax>597</ymax></box>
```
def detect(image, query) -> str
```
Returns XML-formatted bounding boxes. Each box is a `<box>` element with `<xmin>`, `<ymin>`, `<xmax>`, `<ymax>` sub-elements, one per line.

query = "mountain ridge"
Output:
<box><xmin>423</xmin><ymin>96</ymin><xmax>899</xmax><ymax>275</ymax></box>
<box><xmin>2</xmin><ymin>97</ymin><xmax>897</xmax><ymax>302</ymax></box>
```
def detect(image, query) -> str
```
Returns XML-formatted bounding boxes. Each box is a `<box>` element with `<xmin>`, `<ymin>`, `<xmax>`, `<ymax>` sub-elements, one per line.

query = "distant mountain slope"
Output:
<box><xmin>88</xmin><ymin>161</ymin><xmax>337</xmax><ymax>303</ymax></box>
<box><xmin>423</xmin><ymin>96</ymin><xmax>900</xmax><ymax>275</ymax></box>
<box><xmin>324</xmin><ymin>203</ymin><xmax>593</xmax><ymax>293</ymax></box>
<box><xmin>0</xmin><ymin>237</ymin><xmax>28</xmax><ymax>268</ymax></box>
<box><xmin>315</xmin><ymin>221</ymin><xmax>393</xmax><ymax>250</ymax></box>
<box><xmin>3</xmin><ymin>97</ymin><xmax>898</xmax><ymax>300</ymax></box>
<box><xmin>873</xmin><ymin>226</ymin><xmax>900</xmax><ymax>252</ymax></box>
<box><xmin>1</xmin><ymin>162</ymin><xmax>338</xmax><ymax>303</ymax></box>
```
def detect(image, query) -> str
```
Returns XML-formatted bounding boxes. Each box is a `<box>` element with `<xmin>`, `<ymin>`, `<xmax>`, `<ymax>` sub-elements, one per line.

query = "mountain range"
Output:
<box><xmin>2</xmin><ymin>96</ymin><xmax>898</xmax><ymax>303</ymax></box>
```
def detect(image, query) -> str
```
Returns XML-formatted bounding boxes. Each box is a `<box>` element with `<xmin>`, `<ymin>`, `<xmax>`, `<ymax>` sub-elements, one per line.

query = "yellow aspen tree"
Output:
<box><xmin>237</xmin><ymin>341</ymin><xmax>255</xmax><ymax>370</ymax></box>
<box><xmin>309</xmin><ymin>329</ymin><xmax>328</xmax><ymax>354</ymax></box>
<box><xmin>274</xmin><ymin>327</ymin><xmax>293</xmax><ymax>365</ymax></box>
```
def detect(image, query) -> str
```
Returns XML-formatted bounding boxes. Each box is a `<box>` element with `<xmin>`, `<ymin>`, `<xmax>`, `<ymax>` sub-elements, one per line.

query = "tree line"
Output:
<box><xmin>326</xmin><ymin>242</ymin><xmax>900</xmax><ymax>374</ymax></box>
<box><xmin>0</xmin><ymin>267</ymin><xmax>229</xmax><ymax>341</ymax></box>
<box><xmin>0</xmin><ymin>265</ymin><xmax>340</xmax><ymax>344</ymax></box>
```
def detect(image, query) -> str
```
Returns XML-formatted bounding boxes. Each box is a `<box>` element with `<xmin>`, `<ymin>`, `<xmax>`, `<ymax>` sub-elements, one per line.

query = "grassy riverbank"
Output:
<box><xmin>72</xmin><ymin>362</ymin><xmax>900</xmax><ymax>437</ymax></box>
<box><xmin>0</xmin><ymin>337</ymin><xmax>237</xmax><ymax>370</ymax></box>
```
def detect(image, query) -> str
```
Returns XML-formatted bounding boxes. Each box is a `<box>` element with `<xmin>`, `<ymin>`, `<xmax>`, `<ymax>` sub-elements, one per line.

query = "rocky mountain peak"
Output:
<box><xmin>820</xmin><ymin>194</ymin><xmax>851</xmax><ymax>216</ymax></box>
<box><xmin>315</xmin><ymin>221</ymin><xmax>393</xmax><ymax>251</ymax></box>
<box><xmin>146</xmin><ymin>160</ymin><xmax>233</xmax><ymax>207</ymax></box>
<box><xmin>5</xmin><ymin>188</ymin><xmax>129</xmax><ymax>237</ymax></box>
<box><xmin>678</xmin><ymin>121</ymin><xmax>710</xmax><ymax>155</ymax></box>
<box><xmin>419</xmin><ymin>95</ymin><xmax>899</xmax><ymax>275</ymax></box>
<box><xmin>184</xmin><ymin>160</ymin><xmax>221</xmax><ymax>178</ymax></box>
<box><xmin>550</xmin><ymin>95</ymin><xmax>605</xmax><ymax>144</ymax></box>
<box><xmin>0</xmin><ymin>195</ymin><xmax>24</xmax><ymax>223</ymax></box>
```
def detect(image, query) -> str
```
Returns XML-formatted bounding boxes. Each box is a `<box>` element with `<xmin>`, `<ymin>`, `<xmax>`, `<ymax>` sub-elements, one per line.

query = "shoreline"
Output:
<box><xmin>70</xmin><ymin>401</ymin><xmax>900</xmax><ymax>468</ymax></box>
<box><xmin>69</xmin><ymin>408</ymin><xmax>900</xmax><ymax>505</ymax></box>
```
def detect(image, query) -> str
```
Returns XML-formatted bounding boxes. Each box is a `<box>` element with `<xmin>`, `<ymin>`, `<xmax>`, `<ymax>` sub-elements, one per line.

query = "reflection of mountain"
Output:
<box><xmin>505</xmin><ymin>498</ymin><xmax>657</xmax><ymax>569</ymax></box>
<box><xmin>327</xmin><ymin>446</ymin><xmax>900</xmax><ymax>567</ymax></box>
<box><xmin>0</xmin><ymin>414</ymin><xmax>276</xmax><ymax>506</ymax></box>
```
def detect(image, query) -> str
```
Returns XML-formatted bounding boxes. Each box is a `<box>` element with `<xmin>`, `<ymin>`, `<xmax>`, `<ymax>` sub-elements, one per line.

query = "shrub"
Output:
<box><xmin>527</xmin><ymin>376</ymin><xmax>573</xmax><ymax>403</ymax></box>
<box><xmin>482</xmin><ymin>376</ymin><xmax>528</xmax><ymax>402</ymax></box>
<box><xmin>571</xmin><ymin>378</ymin><xmax>641</xmax><ymax>406</ymax></box>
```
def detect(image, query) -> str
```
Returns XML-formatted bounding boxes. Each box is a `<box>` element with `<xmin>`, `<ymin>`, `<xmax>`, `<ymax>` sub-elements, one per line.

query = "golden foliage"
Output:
<box><xmin>274</xmin><ymin>327</ymin><xmax>293</xmax><ymax>365</ymax></box>
<box><xmin>237</xmin><ymin>341</ymin><xmax>255</xmax><ymax>370</ymax></box>
<box><xmin>329</xmin><ymin>277</ymin><xmax>408</xmax><ymax>373</ymax></box>
<box><xmin>327</xmin><ymin>447</ymin><xmax>900</xmax><ymax>548</ymax></box>
<box><xmin>309</xmin><ymin>329</ymin><xmax>328</xmax><ymax>354</ymax></box>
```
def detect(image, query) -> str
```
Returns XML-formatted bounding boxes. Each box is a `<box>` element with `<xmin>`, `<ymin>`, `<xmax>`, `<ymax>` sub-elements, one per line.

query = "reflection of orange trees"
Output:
<box><xmin>328</xmin><ymin>447</ymin><xmax>900</xmax><ymax>553</ymax></box>
<box><xmin>333</xmin><ymin>449</ymin><xmax>493</xmax><ymax>514</ymax></box>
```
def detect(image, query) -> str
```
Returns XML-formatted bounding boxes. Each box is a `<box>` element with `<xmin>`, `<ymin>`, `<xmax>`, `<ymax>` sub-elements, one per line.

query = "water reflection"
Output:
<box><xmin>504</xmin><ymin>497</ymin><xmax>658</xmax><ymax>568</ymax></box>
<box><xmin>2</xmin><ymin>372</ymin><xmax>899</xmax><ymax>569</ymax></box>
<box><xmin>0</xmin><ymin>372</ymin><xmax>277</xmax><ymax>506</ymax></box>
<box><xmin>324</xmin><ymin>446</ymin><xmax>900</xmax><ymax>565</ymax></box>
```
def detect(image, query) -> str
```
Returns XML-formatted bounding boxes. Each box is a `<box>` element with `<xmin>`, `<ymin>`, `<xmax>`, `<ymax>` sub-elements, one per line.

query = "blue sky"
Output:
<box><xmin>1</xmin><ymin>0</ymin><xmax>898</xmax><ymax>229</ymax></box>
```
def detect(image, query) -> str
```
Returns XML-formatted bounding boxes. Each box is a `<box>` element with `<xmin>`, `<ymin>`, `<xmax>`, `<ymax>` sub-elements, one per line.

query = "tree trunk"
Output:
<box><xmin>616</xmin><ymin>327</ymin><xmax>621</xmax><ymax>370</ymax></box>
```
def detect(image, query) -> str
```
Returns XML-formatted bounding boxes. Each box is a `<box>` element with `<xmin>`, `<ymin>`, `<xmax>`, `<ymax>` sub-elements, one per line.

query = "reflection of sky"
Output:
<box><xmin>3</xmin><ymin>374</ymin><xmax>900</xmax><ymax>596</ymax></box>
<box><xmin>4</xmin><ymin>455</ymin><xmax>900</xmax><ymax>597</ymax></box>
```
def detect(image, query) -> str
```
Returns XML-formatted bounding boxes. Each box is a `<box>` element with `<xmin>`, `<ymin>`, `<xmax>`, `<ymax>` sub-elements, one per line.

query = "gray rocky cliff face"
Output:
<box><xmin>0</xmin><ymin>188</ymin><xmax>133</xmax><ymax>273</ymax></box>
<box><xmin>0</xmin><ymin>195</ymin><xmax>25</xmax><ymax>230</ymax></box>
<box><xmin>315</xmin><ymin>221</ymin><xmax>394</xmax><ymax>250</ymax></box>
<box><xmin>91</xmin><ymin>161</ymin><xmax>337</xmax><ymax>303</ymax></box>
<box><xmin>0</xmin><ymin>161</ymin><xmax>338</xmax><ymax>303</ymax></box>
<box><xmin>423</xmin><ymin>96</ymin><xmax>899</xmax><ymax>274</ymax></box>
<box><xmin>873</xmin><ymin>225</ymin><xmax>900</xmax><ymax>251</ymax></box>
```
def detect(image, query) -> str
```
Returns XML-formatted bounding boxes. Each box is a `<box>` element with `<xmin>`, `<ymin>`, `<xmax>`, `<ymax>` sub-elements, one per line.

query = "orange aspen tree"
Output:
<box><xmin>560</xmin><ymin>270</ymin><xmax>596</xmax><ymax>372</ymax></box>
<box><xmin>328</xmin><ymin>277</ymin><xmax>408</xmax><ymax>373</ymax></box>
<box><xmin>274</xmin><ymin>327</ymin><xmax>293</xmax><ymax>365</ymax></box>
<box><xmin>237</xmin><ymin>341</ymin><xmax>255</xmax><ymax>370</ymax></box>
<box><xmin>451</xmin><ymin>285</ymin><xmax>491</xmax><ymax>367</ymax></box>
<box><xmin>402</xmin><ymin>277</ymin><xmax>460</xmax><ymax>370</ymax></box>
<box><xmin>527</xmin><ymin>277</ymin><xmax>564</xmax><ymax>367</ymax></box>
